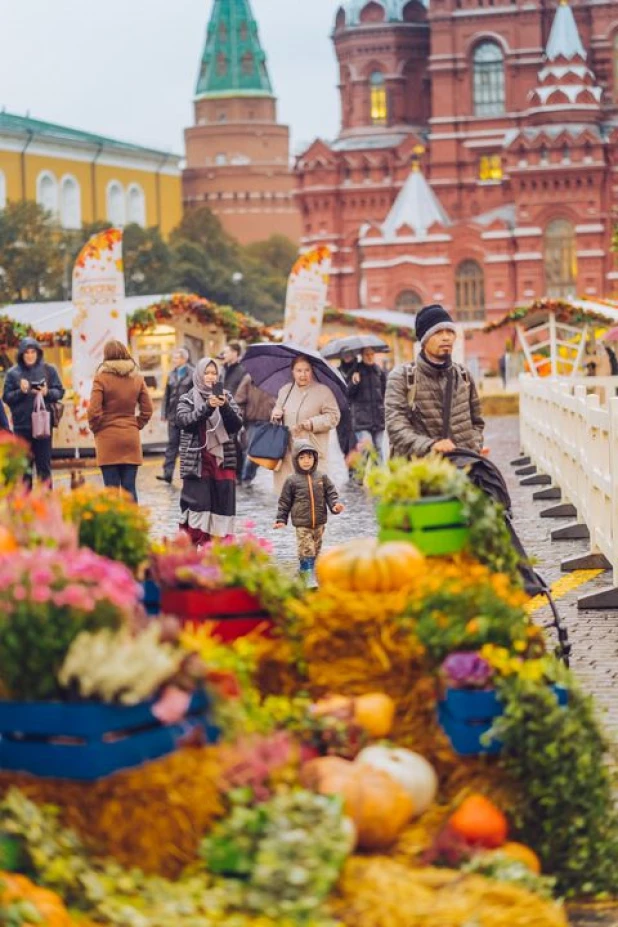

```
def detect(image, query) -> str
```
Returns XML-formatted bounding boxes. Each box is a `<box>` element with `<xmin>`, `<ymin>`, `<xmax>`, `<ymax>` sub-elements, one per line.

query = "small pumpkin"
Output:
<box><xmin>0</xmin><ymin>528</ymin><xmax>18</xmax><ymax>556</ymax></box>
<box><xmin>301</xmin><ymin>756</ymin><xmax>414</xmax><ymax>850</ymax></box>
<box><xmin>495</xmin><ymin>841</ymin><xmax>542</xmax><ymax>874</ymax></box>
<box><xmin>356</xmin><ymin>745</ymin><xmax>437</xmax><ymax>815</ymax></box>
<box><xmin>448</xmin><ymin>794</ymin><xmax>508</xmax><ymax>849</ymax></box>
<box><xmin>316</xmin><ymin>539</ymin><xmax>423</xmax><ymax>593</ymax></box>
<box><xmin>0</xmin><ymin>871</ymin><xmax>74</xmax><ymax>926</ymax></box>
<box><xmin>354</xmin><ymin>693</ymin><xmax>396</xmax><ymax>738</ymax></box>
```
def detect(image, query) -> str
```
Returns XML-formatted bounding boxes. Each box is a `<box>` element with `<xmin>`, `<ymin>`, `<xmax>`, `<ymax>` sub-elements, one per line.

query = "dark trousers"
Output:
<box><xmin>101</xmin><ymin>464</ymin><xmax>139</xmax><ymax>503</ymax></box>
<box><xmin>15</xmin><ymin>430</ymin><xmax>52</xmax><ymax>488</ymax></box>
<box><xmin>163</xmin><ymin>423</ymin><xmax>182</xmax><ymax>479</ymax></box>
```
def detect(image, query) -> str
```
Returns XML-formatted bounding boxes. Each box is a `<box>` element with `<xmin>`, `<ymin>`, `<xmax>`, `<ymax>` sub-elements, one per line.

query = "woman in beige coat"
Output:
<box><xmin>88</xmin><ymin>340</ymin><xmax>153</xmax><ymax>502</ymax></box>
<box><xmin>271</xmin><ymin>356</ymin><xmax>341</xmax><ymax>495</ymax></box>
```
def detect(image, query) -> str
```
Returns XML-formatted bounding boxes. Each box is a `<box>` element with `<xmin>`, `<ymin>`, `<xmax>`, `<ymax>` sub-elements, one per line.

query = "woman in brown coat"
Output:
<box><xmin>88</xmin><ymin>340</ymin><xmax>153</xmax><ymax>502</ymax></box>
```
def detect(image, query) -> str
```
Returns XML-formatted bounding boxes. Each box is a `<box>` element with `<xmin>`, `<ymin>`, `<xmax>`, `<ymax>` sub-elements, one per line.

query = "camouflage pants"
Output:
<box><xmin>296</xmin><ymin>526</ymin><xmax>325</xmax><ymax>559</ymax></box>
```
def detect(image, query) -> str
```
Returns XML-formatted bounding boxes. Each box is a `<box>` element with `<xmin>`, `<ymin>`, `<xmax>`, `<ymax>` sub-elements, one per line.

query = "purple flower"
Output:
<box><xmin>441</xmin><ymin>651</ymin><xmax>494</xmax><ymax>690</ymax></box>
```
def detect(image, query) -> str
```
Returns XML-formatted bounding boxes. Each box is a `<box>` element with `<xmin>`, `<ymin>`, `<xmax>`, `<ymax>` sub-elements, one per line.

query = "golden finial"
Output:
<box><xmin>412</xmin><ymin>144</ymin><xmax>425</xmax><ymax>173</ymax></box>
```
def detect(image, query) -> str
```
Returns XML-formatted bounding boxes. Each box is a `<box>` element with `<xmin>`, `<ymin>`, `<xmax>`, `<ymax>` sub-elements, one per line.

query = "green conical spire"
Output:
<box><xmin>196</xmin><ymin>0</ymin><xmax>274</xmax><ymax>99</ymax></box>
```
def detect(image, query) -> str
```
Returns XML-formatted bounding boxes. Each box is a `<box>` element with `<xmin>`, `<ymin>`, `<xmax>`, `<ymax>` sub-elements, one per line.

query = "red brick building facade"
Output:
<box><xmin>294</xmin><ymin>0</ymin><xmax>618</xmax><ymax>362</ymax></box>
<box><xmin>183</xmin><ymin>0</ymin><xmax>301</xmax><ymax>245</ymax></box>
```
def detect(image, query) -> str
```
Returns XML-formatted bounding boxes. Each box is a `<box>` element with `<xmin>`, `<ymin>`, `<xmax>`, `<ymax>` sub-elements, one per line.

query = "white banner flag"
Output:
<box><xmin>283</xmin><ymin>246</ymin><xmax>331</xmax><ymax>351</ymax></box>
<box><xmin>72</xmin><ymin>229</ymin><xmax>126</xmax><ymax>437</ymax></box>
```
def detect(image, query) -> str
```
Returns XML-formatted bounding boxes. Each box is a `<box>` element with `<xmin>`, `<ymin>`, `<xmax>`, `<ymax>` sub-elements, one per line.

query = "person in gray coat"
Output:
<box><xmin>385</xmin><ymin>304</ymin><xmax>485</xmax><ymax>459</ymax></box>
<box><xmin>157</xmin><ymin>348</ymin><xmax>194</xmax><ymax>484</ymax></box>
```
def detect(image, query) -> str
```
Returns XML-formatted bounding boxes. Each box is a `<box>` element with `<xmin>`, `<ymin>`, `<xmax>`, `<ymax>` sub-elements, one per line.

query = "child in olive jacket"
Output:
<box><xmin>274</xmin><ymin>441</ymin><xmax>344</xmax><ymax>584</ymax></box>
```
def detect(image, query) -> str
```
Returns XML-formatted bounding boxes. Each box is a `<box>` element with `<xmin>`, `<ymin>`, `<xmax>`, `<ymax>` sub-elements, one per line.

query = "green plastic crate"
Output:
<box><xmin>377</xmin><ymin>497</ymin><xmax>469</xmax><ymax>556</ymax></box>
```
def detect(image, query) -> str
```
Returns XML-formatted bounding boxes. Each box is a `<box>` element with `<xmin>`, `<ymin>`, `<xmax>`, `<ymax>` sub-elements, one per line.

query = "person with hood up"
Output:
<box><xmin>177</xmin><ymin>357</ymin><xmax>243</xmax><ymax>545</ymax></box>
<box><xmin>2</xmin><ymin>337</ymin><xmax>65</xmax><ymax>485</ymax></box>
<box><xmin>385</xmin><ymin>304</ymin><xmax>484</xmax><ymax>458</ymax></box>
<box><xmin>88</xmin><ymin>340</ymin><xmax>153</xmax><ymax>502</ymax></box>
<box><xmin>274</xmin><ymin>441</ymin><xmax>344</xmax><ymax>585</ymax></box>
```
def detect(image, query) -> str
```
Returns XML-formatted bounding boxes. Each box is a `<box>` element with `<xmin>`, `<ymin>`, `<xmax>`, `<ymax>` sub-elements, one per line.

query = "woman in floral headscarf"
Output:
<box><xmin>176</xmin><ymin>357</ymin><xmax>243</xmax><ymax>544</ymax></box>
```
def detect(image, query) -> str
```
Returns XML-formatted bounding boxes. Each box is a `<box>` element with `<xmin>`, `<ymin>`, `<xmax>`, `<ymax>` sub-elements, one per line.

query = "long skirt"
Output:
<box><xmin>180</xmin><ymin>456</ymin><xmax>236</xmax><ymax>545</ymax></box>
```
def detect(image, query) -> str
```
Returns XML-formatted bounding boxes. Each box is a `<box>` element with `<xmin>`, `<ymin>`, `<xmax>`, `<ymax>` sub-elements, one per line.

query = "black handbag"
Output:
<box><xmin>247</xmin><ymin>422</ymin><xmax>290</xmax><ymax>471</ymax></box>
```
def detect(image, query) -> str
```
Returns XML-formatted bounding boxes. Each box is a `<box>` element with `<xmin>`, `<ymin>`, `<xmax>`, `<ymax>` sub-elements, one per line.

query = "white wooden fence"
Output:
<box><xmin>519</xmin><ymin>376</ymin><xmax>618</xmax><ymax>608</ymax></box>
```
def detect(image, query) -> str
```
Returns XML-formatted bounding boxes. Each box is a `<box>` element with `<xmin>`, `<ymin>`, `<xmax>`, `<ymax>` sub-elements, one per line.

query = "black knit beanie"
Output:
<box><xmin>415</xmin><ymin>304</ymin><xmax>456</xmax><ymax>346</ymax></box>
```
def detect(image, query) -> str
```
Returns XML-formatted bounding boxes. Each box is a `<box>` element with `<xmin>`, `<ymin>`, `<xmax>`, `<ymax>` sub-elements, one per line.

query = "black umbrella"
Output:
<box><xmin>321</xmin><ymin>334</ymin><xmax>390</xmax><ymax>360</ymax></box>
<box><xmin>243</xmin><ymin>342</ymin><xmax>348</xmax><ymax>411</ymax></box>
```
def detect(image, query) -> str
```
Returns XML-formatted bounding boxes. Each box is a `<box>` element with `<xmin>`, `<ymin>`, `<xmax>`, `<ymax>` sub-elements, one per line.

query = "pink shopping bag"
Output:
<box><xmin>31</xmin><ymin>391</ymin><xmax>51</xmax><ymax>439</ymax></box>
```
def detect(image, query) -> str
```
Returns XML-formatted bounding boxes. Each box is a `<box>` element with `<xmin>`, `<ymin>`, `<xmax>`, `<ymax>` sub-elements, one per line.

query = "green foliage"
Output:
<box><xmin>365</xmin><ymin>455</ymin><xmax>463</xmax><ymax>504</ymax></box>
<box><xmin>0</xmin><ymin>201</ymin><xmax>64</xmax><ymax>303</ymax></box>
<box><xmin>413</xmin><ymin>579</ymin><xmax>529</xmax><ymax>665</ymax></box>
<box><xmin>493</xmin><ymin>676</ymin><xmax>618</xmax><ymax>898</ymax></box>
<box><xmin>462</xmin><ymin>853</ymin><xmax>556</xmax><ymax>900</ymax></box>
<box><xmin>459</xmin><ymin>480</ymin><xmax>522</xmax><ymax>583</ymax></box>
<box><xmin>201</xmin><ymin>790</ymin><xmax>351</xmax><ymax>923</ymax></box>
<box><xmin>61</xmin><ymin>486</ymin><xmax>151</xmax><ymax>572</ymax></box>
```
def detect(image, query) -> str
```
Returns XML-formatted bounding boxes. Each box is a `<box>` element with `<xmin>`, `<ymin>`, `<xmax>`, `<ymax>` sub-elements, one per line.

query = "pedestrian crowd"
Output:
<box><xmin>0</xmin><ymin>303</ymin><xmax>488</xmax><ymax>582</ymax></box>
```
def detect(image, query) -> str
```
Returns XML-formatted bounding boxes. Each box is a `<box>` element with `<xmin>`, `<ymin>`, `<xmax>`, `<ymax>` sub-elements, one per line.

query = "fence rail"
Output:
<box><xmin>519</xmin><ymin>376</ymin><xmax>618</xmax><ymax>609</ymax></box>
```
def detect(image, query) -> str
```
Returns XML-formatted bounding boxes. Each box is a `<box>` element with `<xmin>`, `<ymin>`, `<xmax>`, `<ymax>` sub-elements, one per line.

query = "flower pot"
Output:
<box><xmin>0</xmin><ymin>834</ymin><xmax>22</xmax><ymax>871</ymax></box>
<box><xmin>377</xmin><ymin>496</ymin><xmax>469</xmax><ymax>556</ymax></box>
<box><xmin>438</xmin><ymin>685</ymin><xmax>567</xmax><ymax>757</ymax></box>
<box><xmin>141</xmin><ymin>579</ymin><xmax>161</xmax><ymax>616</ymax></box>
<box><xmin>0</xmin><ymin>689</ymin><xmax>218</xmax><ymax>781</ymax></box>
<box><xmin>160</xmin><ymin>587</ymin><xmax>274</xmax><ymax>642</ymax></box>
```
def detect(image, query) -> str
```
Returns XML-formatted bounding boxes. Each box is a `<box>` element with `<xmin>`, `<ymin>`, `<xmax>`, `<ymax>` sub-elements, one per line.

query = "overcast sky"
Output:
<box><xmin>0</xmin><ymin>0</ymin><xmax>341</xmax><ymax>157</ymax></box>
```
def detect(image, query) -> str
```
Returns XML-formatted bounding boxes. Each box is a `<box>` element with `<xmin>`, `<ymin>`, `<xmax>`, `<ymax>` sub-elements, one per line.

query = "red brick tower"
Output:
<box><xmin>183</xmin><ymin>0</ymin><xmax>301</xmax><ymax>244</ymax></box>
<box><xmin>295</xmin><ymin>0</ymin><xmax>618</xmax><ymax>341</ymax></box>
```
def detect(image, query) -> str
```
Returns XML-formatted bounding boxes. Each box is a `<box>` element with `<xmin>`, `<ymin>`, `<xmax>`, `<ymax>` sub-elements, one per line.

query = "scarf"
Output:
<box><xmin>192</xmin><ymin>358</ymin><xmax>230</xmax><ymax>467</ymax></box>
<box><xmin>420</xmin><ymin>351</ymin><xmax>453</xmax><ymax>371</ymax></box>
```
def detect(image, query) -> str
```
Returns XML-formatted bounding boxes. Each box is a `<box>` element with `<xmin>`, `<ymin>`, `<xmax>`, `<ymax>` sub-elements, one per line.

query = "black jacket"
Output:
<box><xmin>223</xmin><ymin>362</ymin><xmax>247</xmax><ymax>398</ymax></box>
<box><xmin>162</xmin><ymin>364</ymin><xmax>194</xmax><ymax>422</ymax></box>
<box><xmin>2</xmin><ymin>338</ymin><xmax>65</xmax><ymax>433</ymax></box>
<box><xmin>276</xmin><ymin>441</ymin><xmax>340</xmax><ymax>529</ymax></box>
<box><xmin>177</xmin><ymin>390</ymin><xmax>243</xmax><ymax>479</ymax></box>
<box><xmin>348</xmin><ymin>362</ymin><xmax>386</xmax><ymax>432</ymax></box>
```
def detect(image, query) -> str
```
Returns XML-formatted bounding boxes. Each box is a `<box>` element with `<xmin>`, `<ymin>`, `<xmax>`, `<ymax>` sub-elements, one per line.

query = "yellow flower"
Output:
<box><xmin>465</xmin><ymin>619</ymin><xmax>480</xmax><ymax>635</ymax></box>
<box><xmin>513</xmin><ymin>640</ymin><xmax>527</xmax><ymax>653</ymax></box>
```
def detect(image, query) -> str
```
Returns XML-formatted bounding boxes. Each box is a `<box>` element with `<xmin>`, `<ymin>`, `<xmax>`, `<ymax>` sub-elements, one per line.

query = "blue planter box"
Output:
<box><xmin>438</xmin><ymin>685</ymin><xmax>567</xmax><ymax>757</ymax></box>
<box><xmin>0</xmin><ymin>690</ymin><xmax>218</xmax><ymax>781</ymax></box>
<box><xmin>141</xmin><ymin>579</ymin><xmax>161</xmax><ymax>616</ymax></box>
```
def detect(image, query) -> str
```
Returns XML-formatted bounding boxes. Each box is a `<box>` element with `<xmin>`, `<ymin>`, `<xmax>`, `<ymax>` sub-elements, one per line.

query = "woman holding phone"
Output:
<box><xmin>176</xmin><ymin>356</ymin><xmax>243</xmax><ymax>545</ymax></box>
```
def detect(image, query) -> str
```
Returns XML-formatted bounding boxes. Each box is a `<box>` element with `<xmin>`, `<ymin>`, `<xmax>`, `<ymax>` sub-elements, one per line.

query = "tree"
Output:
<box><xmin>245</xmin><ymin>235</ymin><xmax>297</xmax><ymax>277</ymax></box>
<box><xmin>0</xmin><ymin>202</ymin><xmax>64</xmax><ymax>303</ymax></box>
<box><xmin>122</xmin><ymin>224</ymin><xmax>174</xmax><ymax>296</ymax></box>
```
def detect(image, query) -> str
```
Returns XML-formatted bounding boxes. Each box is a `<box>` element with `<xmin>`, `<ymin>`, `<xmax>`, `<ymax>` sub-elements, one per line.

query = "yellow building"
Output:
<box><xmin>0</xmin><ymin>111</ymin><xmax>182</xmax><ymax>237</ymax></box>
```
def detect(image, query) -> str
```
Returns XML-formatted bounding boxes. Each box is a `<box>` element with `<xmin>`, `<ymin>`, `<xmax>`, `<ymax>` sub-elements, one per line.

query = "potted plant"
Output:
<box><xmin>365</xmin><ymin>455</ymin><xmax>470</xmax><ymax>556</ymax></box>
<box><xmin>150</xmin><ymin>527</ymin><xmax>300</xmax><ymax>641</ymax></box>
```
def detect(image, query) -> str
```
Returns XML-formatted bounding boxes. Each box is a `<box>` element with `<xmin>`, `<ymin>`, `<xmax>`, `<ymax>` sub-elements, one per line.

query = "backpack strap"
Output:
<box><xmin>405</xmin><ymin>363</ymin><xmax>417</xmax><ymax>410</ymax></box>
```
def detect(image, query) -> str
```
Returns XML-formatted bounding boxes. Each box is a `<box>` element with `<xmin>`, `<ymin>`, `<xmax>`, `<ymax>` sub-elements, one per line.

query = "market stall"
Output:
<box><xmin>0</xmin><ymin>293</ymin><xmax>268</xmax><ymax>454</ymax></box>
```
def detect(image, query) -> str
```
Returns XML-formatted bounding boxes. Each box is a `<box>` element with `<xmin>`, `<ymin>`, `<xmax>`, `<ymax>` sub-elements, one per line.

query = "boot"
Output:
<box><xmin>299</xmin><ymin>557</ymin><xmax>318</xmax><ymax>589</ymax></box>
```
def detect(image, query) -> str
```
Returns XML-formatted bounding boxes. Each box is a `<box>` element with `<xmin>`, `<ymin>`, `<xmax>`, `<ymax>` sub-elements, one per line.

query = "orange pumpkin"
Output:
<box><xmin>497</xmin><ymin>841</ymin><xmax>542</xmax><ymax>874</ymax></box>
<box><xmin>0</xmin><ymin>527</ymin><xmax>18</xmax><ymax>556</ymax></box>
<box><xmin>316</xmin><ymin>539</ymin><xmax>424</xmax><ymax>593</ymax></box>
<box><xmin>448</xmin><ymin>794</ymin><xmax>508</xmax><ymax>849</ymax></box>
<box><xmin>354</xmin><ymin>693</ymin><xmax>396</xmax><ymax>738</ymax></box>
<box><xmin>0</xmin><ymin>872</ymin><xmax>74</xmax><ymax>926</ymax></box>
<box><xmin>301</xmin><ymin>756</ymin><xmax>414</xmax><ymax>850</ymax></box>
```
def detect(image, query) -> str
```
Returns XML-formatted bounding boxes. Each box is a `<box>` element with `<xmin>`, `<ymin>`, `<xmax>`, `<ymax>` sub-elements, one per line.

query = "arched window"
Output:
<box><xmin>241</xmin><ymin>52</ymin><xmax>253</xmax><ymax>76</ymax></box>
<box><xmin>0</xmin><ymin>171</ymin><xmax>5</xmax><ymax>210</ymax></box>
<box><xmin>36</xmin><ymin>171</ymin><xmax>58</xmax><ymax>217</ymax></box>
<box><xmin>370</xmin><ymin>71</ymin><xmax>388</xmax><ymax>125</ymax></box>
<box><xmin>127</xmin><ymin>184</ymin><xmax>146</xmax><ymax>227</ymax></box>
<box><xmin>544</xmin><ymin>219</ymin><xmax>577</xmax><ymax>299</ymax></box>
<box><xmin>216</xmin><ymin>53</ymin><xmax>228</xmax><ymax>76</ymax></box>
<box><xmin>473</xmin><ymin>41</ymin><xmax>505</xmax><ymax>116</ymax></box>
<box><xmin>60</xmin><ymin>176</ymin><xmax>81</xmax><ymax>229</ymax></box>
<box><xmin>455</xmin><ymin>260</ymin><xmax>486</xmax><ymax>321</ymax></box>
<box><xmin>395</xmin><ymin>290</ymin><xmax>423</xmax><ymax>313</ymax></box>
<box><xmin>107</xmin><ymin>181</ymin><xmax>126</xmax><ymax>227</ymax></box>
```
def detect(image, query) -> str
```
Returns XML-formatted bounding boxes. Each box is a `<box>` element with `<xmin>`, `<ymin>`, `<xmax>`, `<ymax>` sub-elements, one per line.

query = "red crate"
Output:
<box><xmin>160</xmin><ymin>588</ymin><xmax>274</xmax><ymax>642</ymax></box>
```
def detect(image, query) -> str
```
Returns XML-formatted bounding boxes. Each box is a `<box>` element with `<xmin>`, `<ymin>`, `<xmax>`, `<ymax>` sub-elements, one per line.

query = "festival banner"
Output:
<box><xmin>72</xmin><ymin>229</ymin><xmax>126</xmax><ymax>437</ymax></box>
<box><xmin>282</xmin><ymin>246</ymin><xmax>332</xmax><ymax>350</ymax></box>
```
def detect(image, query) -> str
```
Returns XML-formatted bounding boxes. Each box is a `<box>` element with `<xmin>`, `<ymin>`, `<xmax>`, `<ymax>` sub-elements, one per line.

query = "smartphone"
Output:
<box><xmin>213</xmin><ymin>382</ymin><xmax>224</xmax><ymax>398</ymax></box>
